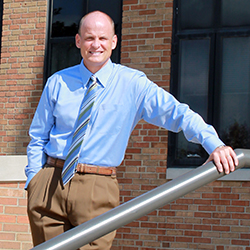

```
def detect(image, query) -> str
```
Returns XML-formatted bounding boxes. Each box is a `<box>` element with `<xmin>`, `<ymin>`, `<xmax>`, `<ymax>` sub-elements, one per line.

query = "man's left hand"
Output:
<box><xmin>205</xmin><ymin>146</ymin><xmax>238</xmax><ymax>174</ymax></box>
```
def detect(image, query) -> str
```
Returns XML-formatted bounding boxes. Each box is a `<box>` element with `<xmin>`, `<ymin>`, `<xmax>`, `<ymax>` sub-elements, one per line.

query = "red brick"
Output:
<box><xmin>212</xmin><ymin>225</ymin><xmax>230</xmax><ymax>232</ymax></box>
<box><xmin>226</xmin><ymin>206</ymin><xmax>244</xmax><ymax>213</ymax></box>
<box><xmin>231</xmin><ymin>239</ymin><xmax>250</xmax><ymax>246</ymax></box>
<box><xmin>198</xmin><ymin>205</ymin><xmax>216</xmax><ymax>211</ymax></box>
<box><xmin>232</xmin><ymin>213</ymin><xmax>250</xmax><ymax>220</ymax></box>
<box><xmin>123</xmin><ymin>234</ymin><xmax>139</xmax><ymax>239</ymax></box>
<box><xmin>0</xmin><ymin>198</ymin><xmax>17</xmax><ymax>206</ymax></box>
<box><xmin>123</xmin><ymin>0</ymin><xmax>138</xmax><ymax>5</ymax></box>
<box><xmin>221</xmin><ymin>193</ymin><xmax>239</xmax><ymax>199</ymax></box>
<box><xmin>139</xmin><ymin>10</ymin><xmax>156</xmax><ymax>15</ymax></box>
<box><xmin>194</xmin><ymin>237</ymin><xmax>211</xmax><ymax>243</ymax></box>
<box><xmin>212</xmin><ymin>213</ymin><xmax>231</xmax><ymax>219</ymax></box>
<box><xmin>203</xmin><ymin>218</ymin><xmax>220</xmax><ymax>225</ymax></box>
<box><xmin>216</xmin><ymin>246</ymin><xmax>224</xmax><ymax>250</ymax></box>
<box><xmin>158</xmin><ymin>235</ymin><xmax>175</xmax><ymax>242</ymax></box>
<box><xmin>232</xmin><ymin>200</ymin><xmax>250</xmax><ymax>206</ymax></box>
<box><xmin>213</xmin><ymin>200</ymin><xmax>230</xmax><ymax>205</ymax></box>
<box><xmin>194</xmin><ymin>212</ymin><xmax>212</xmax><ymax>218</ymax></box>
<box><xmin>213</xmin><ymin>187</ymin><xmax>231</xmax><ymax>193</ymax></box>
<box><xmin>241</xmin><ymin>233</ymin><xmax>250</xmax><ymax>239</ymax></box>
<box><xmin>148</xmin><ymin>229</ymin><xmax>166</xmax><ymax>235</ymax></box>
<box><xmin>175</xmin><ymin>236</ymin><xmax>193</xmax><ymax>243</ymax></box>
<box><xmin>0</xmin><ymin>215</ymin><xmax>16</xmax><ymax>223</ymax></box>
<box><xmin>0</xmin><ymin>242</ymin><xmax>21</xmax><ymax>249</ymax></box>
<box><xmin>5</xmin><ymin>206</ymin><xmax>27</xmax><ymax>215</ymax></box>
<box><xmin>194</xmin><ymin>225</ymin><xmax>211</xmax><ymax>231</ymax></box>
<box><xmin>0</xmin><ymin>232</ymin><xmax>15</xmax><ymax>241</ymax></box>
<box><xmin>3</xmin><ymin>223</ymin><xmax>29</xmax><ymax>232</ymax></box>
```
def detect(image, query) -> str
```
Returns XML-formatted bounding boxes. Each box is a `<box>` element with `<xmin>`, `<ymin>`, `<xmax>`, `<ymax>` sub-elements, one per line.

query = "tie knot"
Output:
<box><xmin>90</xmin><ymin>75</ymin><xmax>97</xmax><ymax>83</ymax></box>
<box><xmin>86</xmin><ymin>75</ymin><xmax>97</xmax><ymax>90</ymax></box>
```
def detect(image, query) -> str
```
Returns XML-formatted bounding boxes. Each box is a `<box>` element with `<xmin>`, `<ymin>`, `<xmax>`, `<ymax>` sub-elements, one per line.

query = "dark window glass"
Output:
<box><xmin>174</xmin><ymin>38</ymin><xmax>210</xmax><ymax>165</ymax></box>
<box><xmin>179</xmin><ymin>0</ymin><xmax>215</xmax><ymax>30</ymax></box>
<box><xmin>179</xmin><ymin>39</ymin><xmax>210</xmax><ymax>118</ymax></box>
<box><xmin>221</xmin><ymin>0</ymin><xmax>250</xmax><ymax>27</ymax></box>
<box><xmin>50</xmin><ymin>41</ymin><xmax>82</xmax><ymax>74</ymax></box>
<box><xmin>52</xmin><ymin>0</ymin><xmax>86</xmax><ymax>37</ymax></box>
<box><xmin>170</xmin><ymin>0</ymin><xmax>250</xmax><ymax>167</ymax></box>
<box><xmin>219</xmin><ymin>36</ymin><xmax>250</xmax><ymax>148</ymax></box>
<box><xmin>88</xmin><ymin>0</ymin><xmax>121</xmax><ymax>24</ymax></box>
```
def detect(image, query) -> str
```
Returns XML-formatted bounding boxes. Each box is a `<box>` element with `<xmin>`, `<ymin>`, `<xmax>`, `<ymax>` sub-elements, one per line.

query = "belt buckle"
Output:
<box><xmin>77</xmin><ymin>163</ymin><xmax>85</xmax><ymax>173</ymax></box>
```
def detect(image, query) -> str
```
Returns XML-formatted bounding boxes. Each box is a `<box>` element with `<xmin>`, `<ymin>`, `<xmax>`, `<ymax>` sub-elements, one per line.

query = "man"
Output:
<box><xmin>26</xmin><ymin>11</ymin><xmax>238</xmax><ymax>249</ymax></box>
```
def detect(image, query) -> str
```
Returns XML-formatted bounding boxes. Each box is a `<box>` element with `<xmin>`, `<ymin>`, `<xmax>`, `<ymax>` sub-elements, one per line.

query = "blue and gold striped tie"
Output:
<box><xmin>62</xmin><ymin>76</ymin><xmax>99</xmax><ymax>185</ymax></box>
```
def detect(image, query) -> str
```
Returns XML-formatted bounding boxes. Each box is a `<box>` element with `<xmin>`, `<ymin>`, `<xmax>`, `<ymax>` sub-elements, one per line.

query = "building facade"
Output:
<box><xmin>0</xmin><ymin>0</ymin><xmax>250</xmax><ymax>249</ymax></box>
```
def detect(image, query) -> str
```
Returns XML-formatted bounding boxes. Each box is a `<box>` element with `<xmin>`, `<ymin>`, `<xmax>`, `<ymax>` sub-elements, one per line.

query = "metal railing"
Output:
<box><xmin>32</xmin><ymin>148</ymin><xmax>250</xmax><ymax>250</ymax></box>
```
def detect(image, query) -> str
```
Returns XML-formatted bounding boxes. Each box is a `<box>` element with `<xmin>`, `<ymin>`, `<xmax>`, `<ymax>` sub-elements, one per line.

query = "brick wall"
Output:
<box><xmin>0</xmin><ymin>0</ymin><xmax>250</xmax><ymax>250</ymax></box>
<box><xmin>0</xmin><ymin>182</ymin><xmax>31</xmax><ymax>250</ymax></box>
<box><xmin>0</xmin><ymin>0</ymin><xmax>46</xmax><ymax>249</ymax></box>
<box><xmin>0</xmin><ymin>0</ymin><xmax>46</xmax><ymax>155</ymax></box>
<box><xmin>112</xmin><ymin>181</ymin><xmax>250</xmax><ymax>250</ymax></box>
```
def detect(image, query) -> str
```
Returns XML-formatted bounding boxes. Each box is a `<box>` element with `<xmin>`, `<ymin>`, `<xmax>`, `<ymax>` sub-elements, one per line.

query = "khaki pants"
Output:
<box><xmin>27</xmin><ymin>164</ymin><xmax>120</xmax><ymax>250</ymax></box>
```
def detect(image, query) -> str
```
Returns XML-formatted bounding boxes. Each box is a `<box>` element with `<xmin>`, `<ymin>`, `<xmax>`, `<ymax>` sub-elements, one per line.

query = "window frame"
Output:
<box><xmin>0</xmin><ymin>0</ymin><xmax>3</xmax><ymax>58</ymax></box>
<box><xmin>168</xmin><ymin>0</ymin><xmax>250</xmax><ymax>171</ymax></box>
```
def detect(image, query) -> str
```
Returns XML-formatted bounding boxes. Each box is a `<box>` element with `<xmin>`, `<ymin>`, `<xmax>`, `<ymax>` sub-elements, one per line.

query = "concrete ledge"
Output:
<box><xmin>0</xmin><ymin>155</ymin><xmax>27</xmax><ymax>182</ymax></box>
<box><xmin>167</xmin><ymin>167</ymin><xmax>250</xmax><ymax>181</ymax></box>
<box><xmin>1</xmin><ymin>155</ymin><xmax>249</xmax><ymax>182</ymax></box>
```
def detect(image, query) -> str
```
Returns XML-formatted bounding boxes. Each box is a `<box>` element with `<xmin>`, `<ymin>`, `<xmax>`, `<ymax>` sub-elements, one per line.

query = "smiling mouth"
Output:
<box><xmin>89</xmin><ymin>51</ymin><xmax>103</xmax><ymax>55</ymax></box>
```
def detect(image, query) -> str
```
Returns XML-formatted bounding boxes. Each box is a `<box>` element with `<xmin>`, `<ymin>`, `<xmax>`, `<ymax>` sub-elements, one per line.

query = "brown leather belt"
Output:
<box><xmin>46</xmin><ymin>156</ymin><xmax>116</xmax><ymax>178</ymax></box>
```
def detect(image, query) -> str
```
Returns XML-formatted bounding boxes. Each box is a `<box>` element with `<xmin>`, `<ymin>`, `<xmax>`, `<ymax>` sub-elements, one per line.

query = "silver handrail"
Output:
<box><xmin>31</xmin><ymin>149</ymin><xmax>250</xmax><ymax>250</ymax></box>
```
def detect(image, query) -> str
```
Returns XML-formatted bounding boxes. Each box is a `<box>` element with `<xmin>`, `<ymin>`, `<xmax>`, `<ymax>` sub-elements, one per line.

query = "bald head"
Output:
<box><xmin>75</xmin><ymin>10</ymin><xmax>118</xmax><ymax>73</ymax></box>
<box><xmin>78</xmin><ymin>11</ymin><xmax>115</xmax><ymax>36</ymax></box>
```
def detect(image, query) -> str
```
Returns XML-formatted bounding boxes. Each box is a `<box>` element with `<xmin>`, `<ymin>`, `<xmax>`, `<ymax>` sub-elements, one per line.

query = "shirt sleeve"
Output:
<box><xmin>138</xmin><ymin>79</ymin><xmax>224</xmax><ymax>154</ymax></box>
<box><xmin>25</xmin><ymin>77</ymin><xmax>56</xmax><ymax>189</ymax></box>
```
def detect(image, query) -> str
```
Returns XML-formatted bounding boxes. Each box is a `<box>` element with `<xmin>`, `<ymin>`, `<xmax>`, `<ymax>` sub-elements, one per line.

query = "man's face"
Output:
<box><xmin>75</xmin><ymin>13</ymin><xmax>117</xmax><ymax>73</ymax></box>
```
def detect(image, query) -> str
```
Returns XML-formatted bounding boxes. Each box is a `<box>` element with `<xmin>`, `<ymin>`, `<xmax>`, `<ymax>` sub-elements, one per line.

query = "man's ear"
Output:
<box><xmin>112</xmin><ymin>35</ymin><xmax>118</xmax><ymax>50</ymax></box>
<box><xmin>75</xmin><ymin>33</ymin><xmax>81</xmax><ymax>49</ymax></box>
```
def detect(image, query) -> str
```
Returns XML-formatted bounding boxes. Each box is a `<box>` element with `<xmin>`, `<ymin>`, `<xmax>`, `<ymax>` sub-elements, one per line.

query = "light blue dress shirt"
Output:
<box><xmin>25</xmin><ymin>59</ymin><xmax>223</xmax><ymax>188</ymax></box>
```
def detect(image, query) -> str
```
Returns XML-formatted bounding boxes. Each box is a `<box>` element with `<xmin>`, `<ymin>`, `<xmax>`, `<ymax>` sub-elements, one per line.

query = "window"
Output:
<box><xmin>44</xmin><ymin>0</ymin><xmax>122</xmax><ymax>81</ymax></box>
<box><xmin>168</xmin><ymin>0</ymin><xmax>250</xmax><ymax>168</ymax></box>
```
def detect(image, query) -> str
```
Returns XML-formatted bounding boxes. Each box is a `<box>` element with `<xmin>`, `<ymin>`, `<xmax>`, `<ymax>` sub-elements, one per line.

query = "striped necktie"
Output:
<box><xmin>62</xmin><ymin>76</ymin><xmax>99</xmax><ymax>185</ymax></box>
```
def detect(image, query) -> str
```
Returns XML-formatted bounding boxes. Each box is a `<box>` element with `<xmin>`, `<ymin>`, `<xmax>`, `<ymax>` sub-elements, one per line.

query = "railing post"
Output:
<box><xmin>31</xmin><ymin>149</ymin><xmax>250</xmax><ymax>250</ymax></box>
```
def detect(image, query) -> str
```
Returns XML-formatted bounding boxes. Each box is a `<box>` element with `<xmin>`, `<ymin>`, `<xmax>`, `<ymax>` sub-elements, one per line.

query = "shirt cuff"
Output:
<box><xmin>202</xmin><ymin>137</ymin><xmax>225</xmax><ymax>155</ymax></box>
<box><xmin>24</xmin><ymin>172</ymin><xmax>37</xmax><ymax>190</ymax></box>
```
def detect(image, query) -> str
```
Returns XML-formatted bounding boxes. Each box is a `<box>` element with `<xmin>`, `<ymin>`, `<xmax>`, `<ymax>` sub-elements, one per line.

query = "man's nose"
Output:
<box><xmin>92</xmin><ymin>39</ymin><xmax>100</xmax><ymax>48</ymax></box>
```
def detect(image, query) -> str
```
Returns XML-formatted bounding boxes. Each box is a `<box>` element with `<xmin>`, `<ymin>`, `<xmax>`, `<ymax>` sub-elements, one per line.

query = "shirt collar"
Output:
<box><xmin>79</xmin><ymin>60</ymin><xmax>92</xmax><ymax>87</ymax></box>
<box><xmin>94</xmin><ymin>60</ymin><xmax>113</xmax><ymax>88</ymax></box>
<box><xmin>79</xmin><ymin>59</ymin><xmax>113</xmax><ymax>88</ymax></box>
